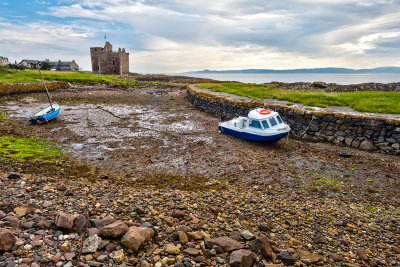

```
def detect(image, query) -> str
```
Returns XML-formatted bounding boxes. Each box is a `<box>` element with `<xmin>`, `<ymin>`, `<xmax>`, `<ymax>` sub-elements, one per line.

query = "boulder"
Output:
<box><xmin>250</xmin><ymin>237</ymin><xmax>273</xmax><ymax>259</ymax></box>
<box><xmin>359</xmin><ymin>139</ymin><xmax>377</xmax><ymax>151</ymax></box>
<box><xmin>206</xmin><ymin>236</ymin><xmax>244</xmax><ymax>252</ymax></box>
<box><xmin>82</xmin><ymin>234</ymin><xmax>102</xmax><ymax>253</ymax></box>
<box><xmin>73</xmin><ymin>214</ymin><xmax>88</xmax><ymax>231</ymax></box>
<box><xmin>121</xmin><ymin>226</ymin><xmax>154</xmax><ymax>251</ymax></box>
<box><xmin>0</xmin><ymin>228</ymin><xmax>17</xmax><ymax>251</ymax></box>
<box><xmin>100</xmin><ymin>221</ymin><xmax>129</xmax><ymax>238</ymax></box>
<box><xmin>299</xmin><ymin>250</ymin><xmax>322</xmax><ymax>264</ymax></box>
<box><xmin>228</xmin><ymin>249</ymin><xmax>256</xmax><ymax>267</ymax></box>
<box><xmin>55</xmin><ymin>213</ymin><xmax>74</xmax><ymax>229</ymax></box>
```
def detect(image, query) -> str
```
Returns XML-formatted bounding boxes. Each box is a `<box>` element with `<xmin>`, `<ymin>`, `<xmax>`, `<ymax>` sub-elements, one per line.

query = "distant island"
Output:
<box><xmin>184</xmin><ymin>67</ymin><xmax>400</xmax><ymax>74</ymax></box>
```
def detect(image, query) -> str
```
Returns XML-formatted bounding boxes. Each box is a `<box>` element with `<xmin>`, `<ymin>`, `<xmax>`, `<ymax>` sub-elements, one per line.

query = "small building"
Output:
<box><xmin>49</xmin><ymin>60</ymin><xmax>79</xmax><ymax>71</ymax></box>
<box><xmin>0</xmin><ymin>56</ymin><xmax>9</xmax><ymax>66</ymax></box>
<box><xmin>19</xmin><ymin>59</ymin><xmax>79</xmax><ymax>71</ymax></box>
<box><xmin>90</xmin><ymin>42</ymin><xmax>129</xmax><ymax>75</ymax></box>
<box><xmin>19</xmin><ymin>59</ymin><xmax>40</xmax><ymax>69</ymax></box>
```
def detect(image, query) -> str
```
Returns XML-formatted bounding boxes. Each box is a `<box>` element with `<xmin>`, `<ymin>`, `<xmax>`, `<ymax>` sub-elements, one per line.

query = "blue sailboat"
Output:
<box><xmin>29</xmin><ymin>64</ymin><xmax>60</xmax><ymax>124</ymax></box>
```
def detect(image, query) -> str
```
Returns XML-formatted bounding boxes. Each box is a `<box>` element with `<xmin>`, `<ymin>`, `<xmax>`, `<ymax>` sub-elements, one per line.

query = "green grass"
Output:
<box><xmin>0</xmin><ymin>69</ymin><xmax>140</xmax><ymax>86</ymax></box>
<box><xmin>196</xmin><ymin>83</ymin><xmax>400</xmax><ymax>114</ymax></box>
<box><xmin>0</xmin><ymin>136</ymin><xmax>65</xmax><ymax>162</ymax></box>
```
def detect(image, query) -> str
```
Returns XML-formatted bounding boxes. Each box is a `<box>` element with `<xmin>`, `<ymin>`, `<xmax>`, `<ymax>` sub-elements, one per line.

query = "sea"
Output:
<box><xmin>184</xmin><ymin>73</ymin><xmax>400</xmax><ymax>85</ymax></box>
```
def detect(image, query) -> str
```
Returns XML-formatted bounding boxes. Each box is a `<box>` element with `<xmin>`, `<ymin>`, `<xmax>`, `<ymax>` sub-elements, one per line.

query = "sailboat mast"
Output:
<box><xmin>38</xmin><ymin>64</ymin><xmax>53</xmax><ymax>109</ymax></box>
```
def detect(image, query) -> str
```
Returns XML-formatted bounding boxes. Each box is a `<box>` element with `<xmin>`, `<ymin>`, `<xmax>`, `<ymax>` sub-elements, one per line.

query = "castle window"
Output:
<box><xmin>112</xmin><ymin>60</ymin><xmax>115</xmax><ymax>66</ymax></box>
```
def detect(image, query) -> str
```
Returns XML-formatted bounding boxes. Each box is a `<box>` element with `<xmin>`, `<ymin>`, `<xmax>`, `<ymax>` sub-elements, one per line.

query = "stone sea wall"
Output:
<box><xmin>187</xmin><ymin>86</ymin><xmax>400</xmax><ymax>155</ymax></box>
<box><xmin>277</xmin><ymin>82</ymin><xmax>400</xmax><ymax>92</ymax></box>
<box><xmin>0</xmin><ymin>81</ymin><xmax>70</xmax><ymax>96</ymax></box>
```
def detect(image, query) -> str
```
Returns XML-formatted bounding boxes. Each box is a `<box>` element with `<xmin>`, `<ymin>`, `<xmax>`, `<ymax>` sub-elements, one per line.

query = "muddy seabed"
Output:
<box><xmin>1</xmin><ymin>85</ymin><xmax>399</xmax><ymax>195</ymax></box>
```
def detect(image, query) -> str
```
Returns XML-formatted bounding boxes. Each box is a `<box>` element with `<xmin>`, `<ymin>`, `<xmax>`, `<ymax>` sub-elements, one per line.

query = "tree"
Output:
<box><xmin>40</xmin><ymin>61</ymin><xmax>50</xmax><ymax>70</ymax></box>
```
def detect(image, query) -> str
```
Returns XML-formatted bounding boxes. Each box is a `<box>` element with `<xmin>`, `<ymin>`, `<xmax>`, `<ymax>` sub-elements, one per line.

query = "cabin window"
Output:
<box><xmin>249</xmin><ymin>120</ymin><xmax>262</xmax><ymax>129</ymax></box>
<box><xmin>276</xmin><ymin>115</ymin><xmax>283</xmax><ymax>123</ymax></box>
<box><xmin>269</xmin><ymin>117</ymin><xmax>278</xmax><ymax>126</ymax></box>
<box><xmin>261</xmin><ymin>120</ymin><xmax>269</xmax><ymax>129</ymax></box>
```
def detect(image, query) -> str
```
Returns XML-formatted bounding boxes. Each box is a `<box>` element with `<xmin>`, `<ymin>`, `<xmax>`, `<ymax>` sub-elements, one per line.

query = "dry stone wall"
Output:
<box><xmin>277</xmin><ymin>82</ymin><xmax>400</xmax><ymax>92</ymax></box>
<box><xmin>187</xmin><ymin>86</ymin><xmax>400</xmax><ymax>155</ymax></box>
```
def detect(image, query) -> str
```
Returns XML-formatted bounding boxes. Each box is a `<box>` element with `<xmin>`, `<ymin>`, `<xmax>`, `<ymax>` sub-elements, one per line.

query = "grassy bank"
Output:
<box><xmin>197</xmin><ymin>83</ymin><xmax>400</xmax><ymax>114</ymax></box>
<box><xmin>0</xmin><ymin>69</ymin><xmax>140</xmax><ymax>86</ymax></box>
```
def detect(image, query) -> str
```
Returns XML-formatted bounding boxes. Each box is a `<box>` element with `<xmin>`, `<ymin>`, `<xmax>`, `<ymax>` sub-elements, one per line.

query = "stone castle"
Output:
<box><xmin>90</xmin><ymin>42</ymin><xmax>129</xmax><ymax>75</ymax></box>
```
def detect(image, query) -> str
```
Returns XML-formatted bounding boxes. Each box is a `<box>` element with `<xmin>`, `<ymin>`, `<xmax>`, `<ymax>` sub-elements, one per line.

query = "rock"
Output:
<box><xmin>73</xmin><ymin>214</ymin><xmax>88</xmax><ymax>231</ymax></box>
<box><xmin>64</xmin><ymin>252</ymin><xmax>75</xmax><ymax>261</ymax></box>
<box><xmin>100</xmin><ymin>221</ymin><xmax>129</xmax><ymax>238</ymax></box>
<box><xmin>357</xmin><ymin>248</ymin><xmax>368</xmax><ymax>261</ymax></box>
<box><xmin>172</xmin><ymin>210</ymin><xmax>185</xmax><ymax>219</ymax></box>
<box><xmin>240</xmin><ymin>230</ymin><xmax>254</xmax><ymax>240</ymax></box>
<box><xmin>183</xmin><ymin>247</ymin><xmax>200</xmax><ymax>256</ymax></box>
<box><xmin>299</xmin><ymin>250</ymin><xmax>322</xmax><ymax>264</ymax></box>
<box><xmin>278</xmin><ymin>250</ymin><xmax>295</xmax><ymax>265</ymax></box>
<box><xmin>110</xmin><ymin>249</ymin><xmax>125</xmax><ymax>263</ymax></box>
<box><xmin>101</xmin><ymin>216</ymin><xmax>116</xmax><ymax>226</ymax></box>
<box><xmin>88</xmin><ymin>228</ymin><xmax>100</xmax><ymax>236</ymax></box>
<box><xmin>359</xmin><ymin>139</ymin><xmax>377</xmax><ymax>151</ymax></box>
<box><xmin>0</xmin><ymin>228</ymin><xmax>17</xmax><ymax>251</ymax></box>
<box><xmin>194</xmin><ymin>256</ymin><xmax>206</xmax><ymax>263</ymax></box>
<box><xmin>165</xmin><ymin>243</ymin><xmax>180</xmax><ymax>255</ymax></box>
<box><xmin>177</xmin><ymin>231</ymin><xmax>189</xmax><ymax>244</ymax></box>
<box><xmin>258</xmin><ymin>224</ymin><xmax>271</xmax><ymax>232</ymax></box>
<box><xmin>121</xmin><ymin>226</ymin><xmax>154</xmax><ymax>251</ymax></box>
<box><xmin>206</xmin><ymin>236</ymin><xmax>244</xmax><ymax>252</ymax></box>
<box><xmin>55</xmin><ymin>213</ymin><xmax>74</xmax><ymax>229</ymax></box>
<box><xmin>7</xmin><ymin>172</ymin><xmax>21</xmax><ymax>179</ymax></box>
<box><xmin>216</xmin><ymin>257</ymin><xmax>224</xmax><ymax>264</ymax></box>
<box><xmin>82</xmin><ymin>235</ymin><xmax>102</xmax><ymax>253</ymax></box>
<box><xmin>228</xmin><ymin>249</ymin><xmax>256</xmax><ymax>267</ymax></box>
<box><xmin>14</xmin><ymin>206</ymin><xmax>29</xmax><ymax>217</ymax></box>
<box><xmin>328</xmin><ymin>253</ymin><xmax>342</xmax><ymax>262</ymax></box>
<box><xmin>313</xmin><ymin>235</ymin><xmax>327</xmax><ymax>244</ymax></box>
<box><xmin>187</xmin><ymin>231</ymin><xmax>208</xmax><ymax>240</ymax></box>
<box><xmin>250</xmin><ymin>237</ymin><xmax>273</xmax><ymax>260</ymax></box>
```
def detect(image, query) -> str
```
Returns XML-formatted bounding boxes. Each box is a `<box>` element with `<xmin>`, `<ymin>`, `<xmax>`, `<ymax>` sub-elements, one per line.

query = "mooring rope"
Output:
<box><xmin>289</xmin><ymin>115</ymin><xmax>316</xmax><ymax>138</ymax></box>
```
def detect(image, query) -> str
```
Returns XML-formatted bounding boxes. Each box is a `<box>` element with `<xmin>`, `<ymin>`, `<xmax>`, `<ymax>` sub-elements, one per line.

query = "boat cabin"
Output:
<box><xmin>234</xmin><ymin>109</ymin><xmax>285</xmax><ymax>131</ymax></box>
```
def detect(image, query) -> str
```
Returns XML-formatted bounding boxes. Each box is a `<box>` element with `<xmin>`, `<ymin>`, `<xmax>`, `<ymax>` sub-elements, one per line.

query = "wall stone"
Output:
<box><xmin>187</xmin><ymin>86</ymin><xmax>400</xmax><ymax>156</ymax></box>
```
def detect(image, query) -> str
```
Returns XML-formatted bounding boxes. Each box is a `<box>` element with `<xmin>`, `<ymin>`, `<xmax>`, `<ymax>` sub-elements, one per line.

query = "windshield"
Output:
<box><xmin>269</xmin><ymin>117</ymin><xmax>278</xmax><ymax>126</ymax></box>
<box><xmin>249</xmin><ymin>120</ymin><xmax>262</xmax><ymax>128</ymax></box>
<box><xmin>261</xmin><ymin>120</ymin><xmax>269</xmax><ymax>129</ymax></box>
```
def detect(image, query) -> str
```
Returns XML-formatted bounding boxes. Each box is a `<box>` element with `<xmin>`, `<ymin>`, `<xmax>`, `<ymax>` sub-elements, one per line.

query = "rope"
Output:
<box><xmin>289</xmin><ymin>115</ymin><xmax>316</xmax><ymax>138</ymax></box>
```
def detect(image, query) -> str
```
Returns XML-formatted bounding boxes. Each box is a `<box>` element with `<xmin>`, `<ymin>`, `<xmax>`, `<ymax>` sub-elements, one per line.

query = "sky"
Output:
<box><xmin>0</xmin><ymin>0</ymin><xmax>399</xmax><ymax>73</ymax></box>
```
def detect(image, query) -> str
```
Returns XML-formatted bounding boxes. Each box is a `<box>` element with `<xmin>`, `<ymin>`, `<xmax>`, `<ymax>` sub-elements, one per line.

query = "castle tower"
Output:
<box><xmin>90</xmin><ymin>42</ymin><xmax>129</xmax><ymax>75</ymax></box>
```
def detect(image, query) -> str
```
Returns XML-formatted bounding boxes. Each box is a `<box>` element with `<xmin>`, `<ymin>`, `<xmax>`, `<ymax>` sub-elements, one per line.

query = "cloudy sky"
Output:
<box><xmin>0</xmin><ymin>0</ymin><xmax>399</xmax><ymax>73</ymax></box>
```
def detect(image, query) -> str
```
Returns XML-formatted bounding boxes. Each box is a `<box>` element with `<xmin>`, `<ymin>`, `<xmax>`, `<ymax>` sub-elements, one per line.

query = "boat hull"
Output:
<box><xmin>219</xmin><ymin>126</ymin><xmax>288</xmax><ymax>143</ymax></box>
<box><xmin>29</xmin><ymin>103</ymin><xmax>60</xmax><ymax>124</ymax></box>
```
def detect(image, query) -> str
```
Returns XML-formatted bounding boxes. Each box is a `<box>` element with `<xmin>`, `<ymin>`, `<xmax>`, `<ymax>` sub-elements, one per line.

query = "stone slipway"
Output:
<box><xmin>187</xmin><ymin>85</ymin><xmax>400</xmax><ymax>155</ymax></box>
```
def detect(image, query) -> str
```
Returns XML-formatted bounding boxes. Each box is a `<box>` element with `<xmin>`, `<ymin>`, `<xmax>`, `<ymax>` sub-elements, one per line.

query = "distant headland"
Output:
<box><xmin>184</xmin><ymin>67</ymin><xmax>400</xmax><ymax>74</ymax></box>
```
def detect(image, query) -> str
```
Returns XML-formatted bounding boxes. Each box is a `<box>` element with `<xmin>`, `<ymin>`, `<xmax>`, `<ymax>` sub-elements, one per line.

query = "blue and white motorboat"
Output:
<box><xmin>28</xmin><ymin>103</ymin><xmax>60</xmax><ymax>124</ymax></box>
<box><xmin>218</xmin><ymin>108</ymin><xmax>291</xmax><ymax>143</ymax></box>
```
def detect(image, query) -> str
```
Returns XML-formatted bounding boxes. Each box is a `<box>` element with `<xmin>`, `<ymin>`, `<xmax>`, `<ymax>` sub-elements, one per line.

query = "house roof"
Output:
<box><xmin>49</xmin><ymin>61</ymin><xmax>75</xmax><ymax>66</ymax></box>
<box><xmin>20</xmin><ymin>59</ymin><xmax>40</xmax><ymax>64</ymax></box>
<box><xmin>0</xmin><ymin>56</ymin><xmax>8</xmax><ymax>60</ymax></box>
